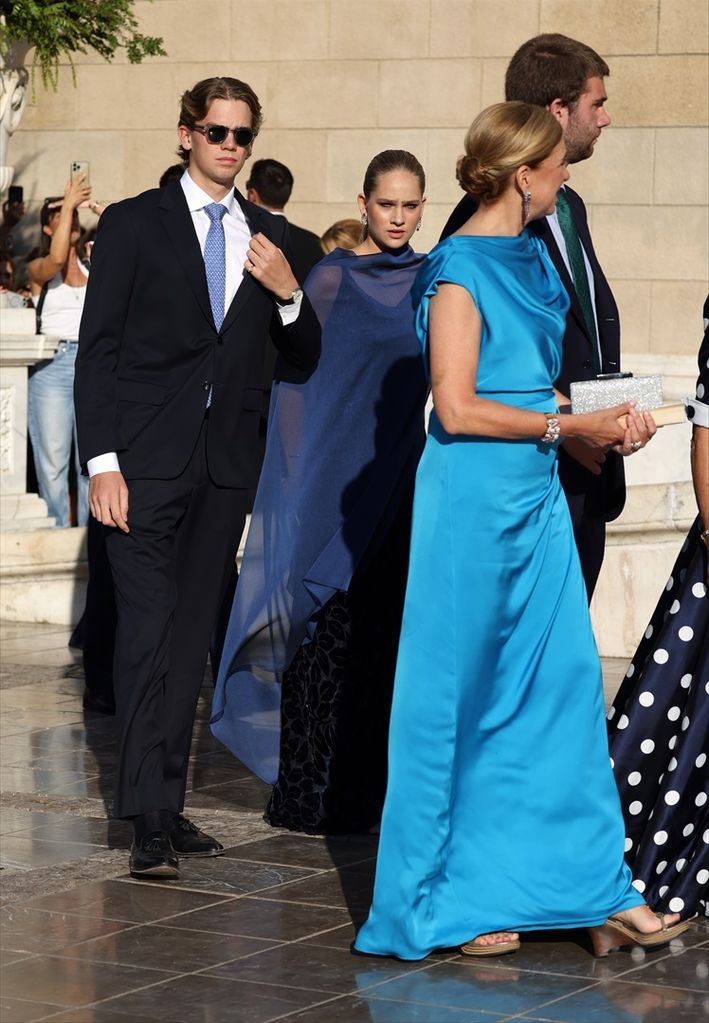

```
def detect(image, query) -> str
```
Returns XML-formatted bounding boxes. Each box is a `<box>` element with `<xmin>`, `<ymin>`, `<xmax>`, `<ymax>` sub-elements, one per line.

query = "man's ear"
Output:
<box><xmin>177</xmin><ymin>124</ymin><xmax>192</xmax><ymax>152</ymax></box>
<box><xmin>547</xmin><ymin>98</ymin><xmax>567</xmax><ymax>125</ymax></box>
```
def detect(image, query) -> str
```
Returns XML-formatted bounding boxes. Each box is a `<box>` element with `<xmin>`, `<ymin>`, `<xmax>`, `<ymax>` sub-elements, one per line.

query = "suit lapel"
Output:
<box><xmin>220</xmin><ymin>189</ymin><xmax>273</xmax><ymax>334</ymax></box>
<box><xmin>158</xmin><ymin>182</ymin><xmax>215</xmax><ymax>328</ymax></box>
<box><xmin>531</xmin><ymin>214</ymin><xmax>595</xmax><ymax>349</ymax></box>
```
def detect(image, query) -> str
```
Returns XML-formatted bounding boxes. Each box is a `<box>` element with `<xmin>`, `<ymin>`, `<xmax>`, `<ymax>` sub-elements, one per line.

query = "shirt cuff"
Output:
<box><xmin>87</xmin><ymin>453</ymin><xmax>121</xmax><ymax>477</ymax></box>
<box><xmin>276</xmin><ymin>290</ymin><xmax>302</xmax><ymax>326</ymax></box>
<box><xmin>685</xmin><ymin>398</ymin><xmax>709</xmax><ymax>429</ymax></box>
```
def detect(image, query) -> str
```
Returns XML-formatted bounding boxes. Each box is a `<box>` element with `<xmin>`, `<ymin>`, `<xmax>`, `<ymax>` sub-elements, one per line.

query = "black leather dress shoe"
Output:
<box><xmin>169</xmin><ymin>814</ymin><xmax>224</xmax><ymax>857</ymax></box>
<box><xmin>129</xmin><ymin>831</ymin><xmax>180</xmax><ymax>879</ymax></box>
<box><xmin>82</xmin><ymin>687</ymin><xmax>116</xmax><ymax>715</ymax></box>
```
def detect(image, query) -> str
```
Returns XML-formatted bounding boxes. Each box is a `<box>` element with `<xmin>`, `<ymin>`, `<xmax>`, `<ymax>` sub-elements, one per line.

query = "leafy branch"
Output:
<box><xmin>0</xmin><ymin>1</ymin><xmax>166</xmax><ymax>90</ymax></box>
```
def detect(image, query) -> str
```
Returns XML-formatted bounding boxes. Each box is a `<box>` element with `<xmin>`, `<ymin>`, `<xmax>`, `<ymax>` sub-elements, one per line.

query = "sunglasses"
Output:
<box><xmin>192</xmin><ymin>123</ymin><xmax>256</xmax><ymax>147</ymax></box>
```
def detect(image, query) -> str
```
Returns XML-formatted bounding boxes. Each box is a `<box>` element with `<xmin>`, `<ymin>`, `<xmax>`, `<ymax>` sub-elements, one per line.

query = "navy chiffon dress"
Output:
<box><xmin>211</xmin><ymin>246</ymin><xmax>428</xmax><ymax>833</ymax></box>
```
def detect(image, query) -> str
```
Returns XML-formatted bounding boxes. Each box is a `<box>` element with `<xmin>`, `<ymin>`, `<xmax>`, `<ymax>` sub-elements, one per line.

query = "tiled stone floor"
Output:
<box><xmin>0</xmin><ymin>621</ymin><xmax>707</xmax><ymax>1023</ymax></box>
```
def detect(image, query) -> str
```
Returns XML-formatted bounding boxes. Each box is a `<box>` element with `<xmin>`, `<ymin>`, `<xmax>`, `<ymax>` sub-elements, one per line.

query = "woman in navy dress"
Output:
<box><xmin>354</xmin><ymin>103</ymin><xmax>688</xmax><ymax>961</ymax></box>
<box><xmin>211</xmin><ymin>151</ymin><xmax>429</xmax><ymax>834</ymax></box>
<box><xmin>609</xmin><ymin>299</ymin><xmax>708</xmax><ymax>919</ymax></box>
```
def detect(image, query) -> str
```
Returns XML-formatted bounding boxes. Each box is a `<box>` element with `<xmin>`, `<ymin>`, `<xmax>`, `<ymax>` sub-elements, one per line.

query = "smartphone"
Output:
<box><xmin>8</xmin><ymin>184</ymin><xmax>23</xmax><ymax>204</ymax></box>
<box><xmin>70</xmin><ymin>161</ymin><xmax>90</xmax><ymax>185</ymax></box>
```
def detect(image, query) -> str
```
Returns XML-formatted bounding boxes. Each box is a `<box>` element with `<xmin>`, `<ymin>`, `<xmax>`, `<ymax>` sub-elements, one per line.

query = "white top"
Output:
<box><xmin>546</xmin><ymin>188</ymin><xmax>602</xmax><ymax>370</ymax></box>
<box><xmin>37</xmin><ymin>263</ymin><xmax>89</xmax><ymax>341</ymax></box>
<box><xmin>88</xmin><ymin>169</ymin><xmax>301</xmax><ymax>477</ymax></box>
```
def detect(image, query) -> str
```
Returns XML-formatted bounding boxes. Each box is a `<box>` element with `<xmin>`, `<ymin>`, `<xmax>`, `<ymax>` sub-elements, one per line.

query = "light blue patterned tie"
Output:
<box><xmin>203</xmin><ymin>202</ymin><xmax>227</xmax><ymax>331</ymax></box>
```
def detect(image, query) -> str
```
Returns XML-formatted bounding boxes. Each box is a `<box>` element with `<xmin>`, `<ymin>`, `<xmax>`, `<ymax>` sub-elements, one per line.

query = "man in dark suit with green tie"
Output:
<box><xmin>441</xmin><ymin>34</ymin><xmax>654</xmax><ymax>599</ymax></box>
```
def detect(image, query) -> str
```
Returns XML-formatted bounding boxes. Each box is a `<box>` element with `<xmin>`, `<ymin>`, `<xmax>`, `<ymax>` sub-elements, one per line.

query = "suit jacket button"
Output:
<box><xmin>582</xmin><ymin>360</ymin><xmax>592</xmax><ymax>370</ymax></box>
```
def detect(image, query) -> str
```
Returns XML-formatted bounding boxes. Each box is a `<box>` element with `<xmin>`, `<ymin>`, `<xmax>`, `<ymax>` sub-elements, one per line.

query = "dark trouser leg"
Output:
<box><xmin>572</xmin><ymin>514</ymin><xmax>606</xmax><ymax>603</ymax></box>
<box><xmin>106</xmin><ymin>430</ymin><xmax>246</xmax><ymax>819</ymax></box>
<box><xmin>163</xmin><ymin>484</ymin><xmax>246</xmax><ymax>812</ymax></box>
<box><xmin>564</xmin><ymin>489</ymin><xmax>606</xmax><ymax>603</ymax></box>
<box><xmin>83</xmin><ymin>515</ymin><xmax>117</xmax><ymax>702</ymax></box>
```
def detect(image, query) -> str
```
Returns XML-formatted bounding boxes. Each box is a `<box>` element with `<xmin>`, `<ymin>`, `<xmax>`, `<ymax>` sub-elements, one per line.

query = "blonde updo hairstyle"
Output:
<box><xmin>456</xmin><ymin>101</ymin><xmax>562</xmax><ymax>203</ymax></box>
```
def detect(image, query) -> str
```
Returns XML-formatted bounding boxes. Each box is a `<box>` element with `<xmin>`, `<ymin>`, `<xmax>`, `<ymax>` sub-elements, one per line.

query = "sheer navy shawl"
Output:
<box><xmin>210</xmin><ymin>245</ymin><xmax>428</xmax><ymax>782</ymax></box>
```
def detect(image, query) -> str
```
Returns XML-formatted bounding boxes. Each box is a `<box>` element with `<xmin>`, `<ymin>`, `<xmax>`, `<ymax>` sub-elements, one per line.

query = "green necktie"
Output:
<box><xmin>555</xmin><ymin>190</ymin><xmax>601</xmax><ymax>376</ymax></box>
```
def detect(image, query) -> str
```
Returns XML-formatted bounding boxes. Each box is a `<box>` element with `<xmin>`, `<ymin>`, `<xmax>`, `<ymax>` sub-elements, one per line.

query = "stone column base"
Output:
<box><xmin>0</xmin><ymin>527</ymin><xmax>87</xmax><ymax>624</ymax></box>
<box><xmin>1</xmin><ymin>493</ymin><xmax>56</xmax><ymax>530</ymax></box>
<box><xmin>591</xmin><ymin>480</ymin><xmax>694</xmax><ymax>658</ymax></box>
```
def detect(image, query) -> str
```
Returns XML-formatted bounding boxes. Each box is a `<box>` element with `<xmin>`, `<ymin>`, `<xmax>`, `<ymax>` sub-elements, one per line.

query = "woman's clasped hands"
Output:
<box><xmin>564</xmin><ymin>401</ymin><xmax>657</xmax><ymax>456</ymax></box>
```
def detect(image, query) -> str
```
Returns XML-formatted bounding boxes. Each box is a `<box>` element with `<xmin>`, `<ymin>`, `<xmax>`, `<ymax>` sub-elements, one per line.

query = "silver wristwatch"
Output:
<box><xmin>278</xmin><ymin>287</ymin><xmax>303</xmax><ymax>306</ymax></box>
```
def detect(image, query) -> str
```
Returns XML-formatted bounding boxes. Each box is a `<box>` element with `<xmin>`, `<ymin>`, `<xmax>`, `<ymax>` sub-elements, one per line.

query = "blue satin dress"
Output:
<box><xmin>354</xmin><ymin>232</ymin><xmax>643</xmax><ymax>961</ymax></box>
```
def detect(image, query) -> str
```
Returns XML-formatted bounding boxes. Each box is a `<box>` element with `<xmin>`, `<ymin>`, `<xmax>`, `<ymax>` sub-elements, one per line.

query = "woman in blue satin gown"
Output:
<box><xmin>354</xmin><ymin>102</ymin><xmax>688</xmax><ymax>961</ymax></box>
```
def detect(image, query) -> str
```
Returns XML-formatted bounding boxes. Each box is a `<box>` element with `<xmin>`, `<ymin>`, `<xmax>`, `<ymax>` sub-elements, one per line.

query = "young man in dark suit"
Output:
<box><xmin>246</xmin><ymin>158</ymin><xmax>323</xmax><ymax>285</ymax></box>
<box><xmin>75</xmin><ymin>77</ymin><xmax>320</xmax><ymax>879</ymax></box>
<box><xmin>441</xmin><ymin>34</ymin><xmax>655</xmax><ymax>599</ymax></box>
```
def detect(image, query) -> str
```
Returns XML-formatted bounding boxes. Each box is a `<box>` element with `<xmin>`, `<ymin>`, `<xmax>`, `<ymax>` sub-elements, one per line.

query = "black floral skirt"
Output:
<box><xmin>265</xmin><ymin>499</ymin><xmax>412</xmax><ymax>834</ymax></box>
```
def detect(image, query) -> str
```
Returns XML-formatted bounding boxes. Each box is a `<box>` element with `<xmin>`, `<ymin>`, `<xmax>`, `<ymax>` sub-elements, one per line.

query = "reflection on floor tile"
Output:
<box><xmin>0</xmin><ymin>954</ymin><xmax>168</xmax><ymax>1007</ymax></box>
<box><xmin>57</xmin><ymin>923</ymin><xmax>278</xmax><ymax>974</ymax></box>
<box><xmin>1</xmin><ymin>835</ymin><xmax>105</xmax><ymax>870</ymax></box>
<box><xmin>24</xmin><ymin>879</ymin><xmax>231</xmax><ymax>924</ymax></box>
<box><xmin>361</xmin><ymin>960</ymin><xmax>590</xmax><ymax>1018</ymax></box>
<box><xmin>620</xmin><ymin>944</ymin><xmax>709</xmax><ymax>993</ymax></box>
<box><xmin>0</xmin><ymin>994</ymin><xmax>71</xmax><ymax>1022</ymax></box>
<box><xmin>528</xmin><ymin>978</ymin><xmax>707</xmax><ymax>1022</ymax></box>
<box><xmin>163</xmin><ymin>894</ymin><xmax>351</xmax><ymax>941</ymax></box>
<box><xmin>281</xmin><ymin>994</ymin><xmax>501</xmax><ymax>1022</ymax></box>
<box><xmin>2</xmin><ymin>622</ymin><xmax>706</xmax><ymax>1023</ymax></box>
<box><xmin>223</xmin><ymin>833</ymin><xmax>378</xmax><ymax>871</ymax></box>
<box><xmin>48</xmin><ymin>974</ymin><xmax>339</xmax><ymax>1023</ymax></box>
<box><xmin>205</xmin><ymin>942</ymin><xmax>435</xmax><ymax>994</ymax></box>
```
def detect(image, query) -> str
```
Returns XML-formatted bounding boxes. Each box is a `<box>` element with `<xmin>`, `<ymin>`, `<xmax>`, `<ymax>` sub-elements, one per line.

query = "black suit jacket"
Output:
<box><xmin>75</xmin><ymin>182</ymin><xmax>320</xmax><ymax>488</ymax></box>
<box><xmin>285</xmin><ymin>219</ymin><xmax>323</xmax><ymax>285</ymax></box>
<box><xmin>440</xmin><ymin>187</ymin><xmax>625</xmax><ymax>522</ymax></box>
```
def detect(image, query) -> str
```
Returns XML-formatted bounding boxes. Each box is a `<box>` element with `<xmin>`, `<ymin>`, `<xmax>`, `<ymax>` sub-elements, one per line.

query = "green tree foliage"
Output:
<box><xmin>0</xmin><ymin>1</ymin><xmax>166</xmax><ymax>89</ymax></box>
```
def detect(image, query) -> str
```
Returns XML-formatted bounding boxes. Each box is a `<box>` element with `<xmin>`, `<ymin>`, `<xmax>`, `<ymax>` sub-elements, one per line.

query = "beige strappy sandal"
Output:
<box><xmin>460</xmin><ymin>933</ymin><xmax>521</xmax><ymax>957</ymax></box>
<box><xmin>589</xmin><ymin>912</ymin><xmax>689</xmax><ymax>958</ymax></box>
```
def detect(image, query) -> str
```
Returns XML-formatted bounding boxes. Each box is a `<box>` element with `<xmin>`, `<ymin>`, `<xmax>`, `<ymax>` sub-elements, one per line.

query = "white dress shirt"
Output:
<box><xmin>546</xmin><ymin>187</ymin><xmax>602</xmax><ymax>368</ymax></box>
<box><xmin>88</xmin><ymin>170</ymin><xmax>301</xmax><ymax>477</ymax></box>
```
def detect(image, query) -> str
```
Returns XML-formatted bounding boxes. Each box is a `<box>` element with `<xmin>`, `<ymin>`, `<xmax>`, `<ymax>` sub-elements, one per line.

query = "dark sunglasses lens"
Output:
<box><xmin>206</xmin><ymin>125</ymin><xmax>229</xmax><ymax>144</ymax></box>
<box><xmin>204</xmin><ymin>125</ymin><xmax>254</xmax><ymax>146</ymax></box>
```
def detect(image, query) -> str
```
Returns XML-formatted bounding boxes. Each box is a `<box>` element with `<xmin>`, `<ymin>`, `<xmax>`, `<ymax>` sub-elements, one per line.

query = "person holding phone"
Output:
<box><xmin>27</xmin><ymin>175</ymin><xmax>94</xmax><ymax>527</ymax></box>
<box><xmin>1</xmin><ymin>184</ymin><xmax>26</xmax><ymax>252</ymax></box>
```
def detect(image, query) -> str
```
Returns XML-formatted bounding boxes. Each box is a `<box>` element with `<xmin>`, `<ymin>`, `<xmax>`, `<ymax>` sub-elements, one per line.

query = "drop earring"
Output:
<box><xmin>360</xmin><ymin>213</ymin><xmax>368</xmax><ymax>226</ymax></box>
<box><xmin>522</xmin><ymin>191</ymin><xmax>531</xmax><ymax>224</ymax></box>
<box><xmin>415</xmin><ymin>220</ymin><xmax>422</xmax><ymax>232</ymax></box>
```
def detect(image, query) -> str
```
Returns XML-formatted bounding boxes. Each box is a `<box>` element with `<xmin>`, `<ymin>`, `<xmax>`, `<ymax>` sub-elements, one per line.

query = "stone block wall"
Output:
<box><xmin>11</xmin><ymin>0</ymin><xmax>708</xmax><ymax>355</ymax></box>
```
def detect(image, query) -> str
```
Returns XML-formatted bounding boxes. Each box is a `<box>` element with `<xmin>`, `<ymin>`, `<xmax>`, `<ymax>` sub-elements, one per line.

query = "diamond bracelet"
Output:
<box><xmin>540</xmin><ymin>412</ymin><xmax>561</xmax><ymax>444</ymax></box>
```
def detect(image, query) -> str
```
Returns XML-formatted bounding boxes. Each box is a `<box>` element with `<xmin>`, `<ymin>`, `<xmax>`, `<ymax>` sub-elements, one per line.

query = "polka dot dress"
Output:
<box><xmin>608</xmin><ymin>306</ymin><xmax>709</xmax><ymax>920</ymax></box>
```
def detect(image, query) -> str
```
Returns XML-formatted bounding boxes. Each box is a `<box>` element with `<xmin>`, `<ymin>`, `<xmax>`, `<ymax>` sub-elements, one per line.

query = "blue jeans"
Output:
<box><xmin>28</xmin><ymin>340</ymin><xmax>88</xmax><ymax>528</ymax></box>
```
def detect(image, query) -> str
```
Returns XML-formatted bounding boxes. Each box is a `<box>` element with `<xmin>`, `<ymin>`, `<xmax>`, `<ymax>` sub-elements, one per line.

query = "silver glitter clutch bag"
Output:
<box><xmin>570</xmin><ymin>374</ymin><xmax>663</xmax><ymax>414</ymax></box>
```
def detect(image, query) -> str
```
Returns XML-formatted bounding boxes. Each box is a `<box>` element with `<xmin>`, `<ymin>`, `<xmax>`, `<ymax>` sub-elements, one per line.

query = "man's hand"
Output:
<box><xmin>245</xmin><ymin>232</ymin><xmax>298</xmax><ymax>300</ymax></box>
<box><xmin>612</xmin><ymin>409</ymin><xmax>657</xmax><ymax>456</ymax></box>
<box><xmin>89</xmin><ymin>471</ymin><xmax>129</xmax><ymax>533</ymax></box>
<box><xmin>563</xmin><ymin>436</ymin><xmax>607</xmax><ymax>475</ymax></box>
